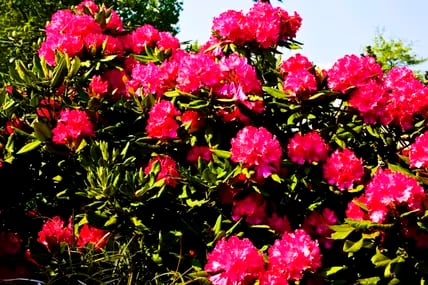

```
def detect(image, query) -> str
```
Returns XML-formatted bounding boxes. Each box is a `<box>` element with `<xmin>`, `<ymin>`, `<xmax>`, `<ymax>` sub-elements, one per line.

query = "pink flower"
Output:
<box><xmin>52</xmin><ymin>108</ymin><xmax>95</xmax><ymax>148</ymax></box>
<box><xmin>382</xmin><ymin>66</ymin><xmax>428</xmax><ymax>130</ymax></box>
<box><xmin>175</xmin><ymin>51</ymin><xmax>222</xmax><ymax>93</ymax></box>
<box><xmin>212</xmin><ymin>10</ymin><xmax>248</xmax><ymax>45</ymax></box>
<box><xmin>327</xmin><ymin>55</ymin><xmax>383</xmax><ymax>93</ymax></box>
<box><xmin>76</xmin><ymin>0</ymin><xmax>99</xmax><ymax>15</ymax></box>
<box><xmin>205</xmin><ymin>236</ymin><xmax>265</xmax><ymax>285</ymax></box>
<box><xmin>353</xmin><ymin>168</ymin><xmax>426</xmax><ymax>223</ymax></box>
<box><xmin>232</xmin><ymin>191</ymin><xmax>267</xmax><ymax>225</ymax></box>
<box><xmin>215</xmin><ymin>53</ymin><xmax>262</xmax><ymax>100</ymax></box>
<box><xmin>409</xmin><ymin>131</ymin><xmax>428</xmax><ymax>168</ymax></box>
<box><xmin>146</xmin><ymin>100</ymin><xmax>180</xmax><ymax>139</ymax></box>
<box><xmin>287</xmin><ymin>131</ymin><xmax>329</xmax><ymax>165</ymax></box>
<box><xmin>157</xmin><ymin>32</ymin><xmax>180</xmax><ymax>52</ymax></box>
<box><xmin>129</xmin><ymin>24</ymin><xmax>160</xmax><ymax>54</ymax></box>
<box><xmin>345</xmin><ymin>199</ymin><xmax>368</xmax><ymax>221</ymax></box>
<box><xmin>283</xmin><ymin>69</ymin><xmax>317</xmax><ymax>99</ymax></box>
<box><xmin>231</xmin><ymin>126</ymin><xmax>282</xmax><ymax>178</ymax></box>
<box><xmin>88</xmin><ymin>75</ymin><xmax>109</xmax><ymax>99</ymax></box>
<box><xmin>181</xmin><ymin>110</ymin><xmax>205</xmax><ymax>133</ymax></box>
<box><xmin>280</xmin><ymin>53</ymin><xmax>313</xmax><ymax>74</ymax></box>
<box><xmin>186</xmin><ymin>146</ymin><xmax>213</xmax><ymax>163</ymax></box>
<box><xmin>245</xmin><ymin>2</ymin><xmax>281</xmax><ymax>48</ymax></box>
<box><xmin>144</xmin><ymin>155</ymin><xmax>180</xmax><ymax>187</ymax></box>
<box><xmin>77</xmin><ymin>224</ymin><xmax>109</xmax><ymax>250</ymax></box>
<box><xmin>302</xmin><ymin>208</ymin><xmax>338</xmax><ymax>248</ymax></box>
<box><xmin>260</xmin><ymin>229</ymin><xmax>322</xmax><ymax>283</ymax></box>
<box><xmin>267</xmin><ymin>213</ymin><xmax>292</xmax><ymax>233</ymax></box>
<box><xmin>37</xmin><ymin>216</ymin><xmax>73</xmax><ymax>252</ymax></box>
<box><xmin>105</xmin><ymin>10</ymin><xmax>123</xmax><ymax>32</ymax></box>
<box><xmin>323</xmin><ymin>148</ymin><xmax>365</xmax><ymax>190</ymax></box>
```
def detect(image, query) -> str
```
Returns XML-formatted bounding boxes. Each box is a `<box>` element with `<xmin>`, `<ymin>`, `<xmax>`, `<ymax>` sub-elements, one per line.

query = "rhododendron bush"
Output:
<box><xmin>1</xmin><ymin>0</ymin><xmax>428</xmax><ymax>284</ymax></box>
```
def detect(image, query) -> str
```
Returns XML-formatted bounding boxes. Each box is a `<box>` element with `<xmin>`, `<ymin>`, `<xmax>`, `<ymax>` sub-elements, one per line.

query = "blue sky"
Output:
<box><xmin>177</xmin><ymin>1</ymin><xmax>428</xmax><ymax>70</ymax></box>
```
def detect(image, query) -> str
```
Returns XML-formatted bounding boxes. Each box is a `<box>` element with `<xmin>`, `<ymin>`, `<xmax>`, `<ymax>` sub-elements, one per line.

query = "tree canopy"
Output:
<box><xmin>0</xmin><ymin>0</ymin><xmax>183</xmax><ymax>80</ymax></box>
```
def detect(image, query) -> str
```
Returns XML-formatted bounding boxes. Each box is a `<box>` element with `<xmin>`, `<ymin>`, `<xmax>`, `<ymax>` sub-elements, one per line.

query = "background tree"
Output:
<box><xmin>365</xmin><ymin>32</ymin><xmax>427</xmax><ymax>72</ymax></box>
<box><xmin>0</xmin><ymin>0</ymin><xmax>183</xmax><ymax>81</ymax></box>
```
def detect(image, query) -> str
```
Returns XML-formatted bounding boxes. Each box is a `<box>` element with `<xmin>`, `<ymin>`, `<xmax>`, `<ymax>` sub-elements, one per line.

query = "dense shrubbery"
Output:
<box><xmin>1</xmin><ymin>1</ymin><xmax>428</xmax><ymax>284</ymax></box>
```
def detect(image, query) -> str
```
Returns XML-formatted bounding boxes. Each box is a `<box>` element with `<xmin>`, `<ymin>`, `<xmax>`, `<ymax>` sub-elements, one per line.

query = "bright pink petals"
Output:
<box><xmin>211</xmin><ymin>2</ymin><xmax>301</xmax><ymax>48</ymax></box>
<box><xmin>303</xmin><ymin>208</ymin><xmax>338</xmax><ymax>248</ymax></box>
<box><xmin>205</xmin><ymin>236</ymin><xmax>265</xmax><ymax>285</ymax></box>
<box><xmin>146</xmin><ymin>100</ymin><xmax>180</xmax><ymax>139</ymax></box>
<box><xmin>287</xmin><ymin>131</ymin><xmax>329</xmax><ymax>165</ymax></box>
<box><xmin>144</xmin><ymin>155</ymin><xmax>180</xmax><ymax>187</ymax></box>
<box><xmin>260</xmin><ymin>229</ymin><xmax>322</xmax><ymax>283</ymax></box>
<box><xmin>37</xmin><ymin>216</ymin><xmax>73</xmax><ymax>252</ymax></box>
<box><xmin>323</xmin><ymin>148</ymin><xmax>365</xmax><ymax>190</ymax></box>
<box><xmin>52</xmin><ymin>108</ymin><xmax>95</xmax><ymax>148</ymax></box>
<box><xmin>231</xmin><ymin>126</ymin><xmax>282</xmax><ymax>178</ymax></box>
<box><xmin>346</xmin><ymin>168</ymin><xmax>425</xmax><ymax>223</ymax></box>
<box><xmin>409</xmin><ymin>131</ymin><xmax>428</xmax><ymax>168</ymax></box>
<box><xmin>77</xmin><ymin>224</ymin><xmax>109</xmax><ymax>250</ymax></box>
<box><xmin>327</xmin><ymin>55</ymin><xmax>383</xmax><ymax>93</ymax></box>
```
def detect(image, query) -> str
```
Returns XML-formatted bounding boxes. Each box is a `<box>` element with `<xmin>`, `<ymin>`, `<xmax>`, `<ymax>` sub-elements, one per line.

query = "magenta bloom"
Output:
<box><xmin>215</xmin><ymin>53</ymin><xmax>262</xmax><ymax>101</ymax></box>
<box><xmin>129</xmin><ymin>24</ymin><xmax>160</xmax><ymax>54</ymax></box>
<box><xmin>280</xmin><ymin>53</ymin><xmax>313</xmax><ymax>74</ymax></box>
<box><xmin>302</xmin><ymin>208</ymin><xmax>338</xmax><ymax>248</ymax></box>
<box><xmin>323</xmin><ymin>148</ymin><xmax>364</xmax><ymax>190</ymax></box>
<box><xmin>181</xmin><ymin>110</ymin><xmax>205</xmax><ymax>133</ymax></box>
<box><xmin>88</xmin><ymin>75</ymin><xmax>109</xmax><ymax>98</ymax></box>
<box><xmin>267</xmin><ymin>213</ymin><xmax>292</xmax><ymax>234</ymax></box>
<box><xmin>205</xmin><ymin>236</ymin><xmax>265</xmax><ymax>285</ymax></box>
<box><xmin>186</xmin><ymin>146</ymin><xmax>213</xmax><ymax>163</ymax></box>
<box><xmin>77</xmin><ymin>224</ymin><xmax>109</xmax><ymax>251</ymax></box>
<box><xmin>146</xmin><ymin>100</ymin><xmax>180</xmax><ymax>139</ymax></box>
<box><xmin>37</xmin><ymin>216</ymin><xmax>73</xmax><ymax>252</ymax></box>
<box><xmin>232</xmin><ymin>191</ymin><xmax>267</xmax><ymax>225</ymax></box>
<box><xmin>52</xmin><ymin>108</ymin><xmax>95</xmax><ymax>148</ymax></box>
<box><xmin>327</xmin><ymin>55</ymin><xmax>383</xmax><ymax>93</ymax></box>
<box><xmin>382</xmin><ymin>66</ymin><xmax>428</xmax><ymax>130</ymax></box>
<box><xmin>260</xmin><ymin>229</ymin><xmax>322</xmax><ymax>283</ymax></box>
<box><xmin>175</xmin><ymin>51</ymin><xmax>222</xmax><ymax>93</ymax></box>
<box><xmin>144</xmin><ymin>155</ymin><xmax>180</xmax><ymax>187</ymax></box>
<box><xmin>287</xmin><ymin>131</ymin><xmax>329</xmax><ymax>165</ymax></box>
<box><xmin>350</xmin><ymin>168</ymin><xmax>426</xmax><ymax>223</ymax></box>
<box><xmin>231</xmin><ymin>126</ymin><xmax>282</xmax><ymax>178</ymax></box>
<box><xmin>409</xmin><ymin>131</ymin><xmax>428</xmax><ymax>168</ymax></box>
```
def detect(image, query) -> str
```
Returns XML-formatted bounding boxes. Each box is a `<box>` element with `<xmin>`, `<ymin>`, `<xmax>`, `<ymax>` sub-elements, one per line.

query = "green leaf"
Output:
<box><xmin>358</xmin><ymin>277</ymin><xmax>380</xmax><ymax>285</ymax></box>
<box><xmin>33</xmin><ymin>121</ymin><xmax>52</xmax><ymax>141</ymax></box>
<box><xmin>16</xmin><ymin>140</ymin><xmax>41</xmax><ymax>154</ymax></box>
<box><xmin>343</xmin><ymin>237</ymin><xmax>364</xmax><ymax>253</ymax></box>
<box><xmin>371</xmin><ymin>247</ymin><xmax>391</xmax><ymax>268</ymax></box>
<box><xmin>212</xmin><ymin>149</ymin><xmax>231</xmax><ymax>159</ymax></box>
<box><xmin>322</xmin><ymin>266</ymin><xmax>347</xmax><ymax>277</ymax></box>
<box><xmin>213</xmin><ymin>215</ymin><xmax>222</xmax><ymax>235</ymax></box>
<box><xmin>263</xmin><ymin>86</ymin><xmax>288</xmax><ymax>99</ymax></box>
<box><xmin>51</xmin><ymin>55</ymin><xmax>67</xmax><ymax>88</ymax></box>
<box><xmin>104</xmin><ymin>215</ymin><xmax>117</xmax><ymax>227</ymax></box>
<box><xmin>329</xmin><ymin>224</ymin><xmax>355</xmax><ymax>240</ymax></box>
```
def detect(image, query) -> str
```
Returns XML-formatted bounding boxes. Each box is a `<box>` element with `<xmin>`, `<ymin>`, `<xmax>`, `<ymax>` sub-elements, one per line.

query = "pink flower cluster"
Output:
<box><xmin>37</xmin><ymin>216</ymin><xmax>109</xmax><ymax>252</ymax></box>
<box><xmin>323</xmin><ymin>148</ymin><xmax>365</xmax><ymax>190</ymax></box>
<box><xmin>205</xmin><ymin>236</ymin><xmax>265</xmax><ymax>285</ymax></box>
<box><xmin>287</xmin><ymin>131</ymin><xmax>329</xmax><ymax>165</ymax></box>
<box><xmin>144</xmin><ymin>154</ymin><xmax>180</xmax><ymax>187</ymax></box>
<box><xmin>212</xmin><ymin>2</ymin><xmax>302</xmax><ymax>48</ymax></box>
<box><xmin>146</xmin><ymin>100</ymin><xmax>180</xmax><ymax>139</ymax></box>
<box><xmin>327</xmin><ymin>55</ymin><xmax>382</xmax><ymax>93</ymax></box>
<box><xmin>409</xmin><ymin>131</ymin><xmax>428</xmax><ymax>168</ymax></box>
<box><xmin>328</xmin><ymin>55</ymin><xmax>428</xmax><ymax>129</ymax></box>
<box><xmin>38</xmin><ymin>1</ymin><xmax>179</xmax><ymax>65</ymax></box>
<box><xmin>232</xmin><ymin>191</ymin><xmax>267</xmax><ymax>225</ymax></box>
<box><xmin>346</xmin><ymin>168</ymin><xmax>425</xmax><ymax>223</ymax></box>
<box><xmin>205</xmin><ymin>231</ymin><xmax>321</xmax><ymax>285</ymax></box>
<box><xmin>230</xmin><ymin>126</ymin><xmax>282</xmax><ymax>178</ymax></box>
<box><xmin>280</xmin><ymin>53</ymin><xmax>317</xmax><ymax>99</ymax></box>
<box><xmin>52</xmin><ymin>108</ymin><xmax>95</xmax><ymax>148</ymax></box>
<box><xmin>261</xmin><ymin>229</ymin><xmax>322</xmax><ymax>283</ymax></box>
<box><xmin>303</xmin><ymin>208</ymin><xmax>338</xmax><ymax>249</ymax></box>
